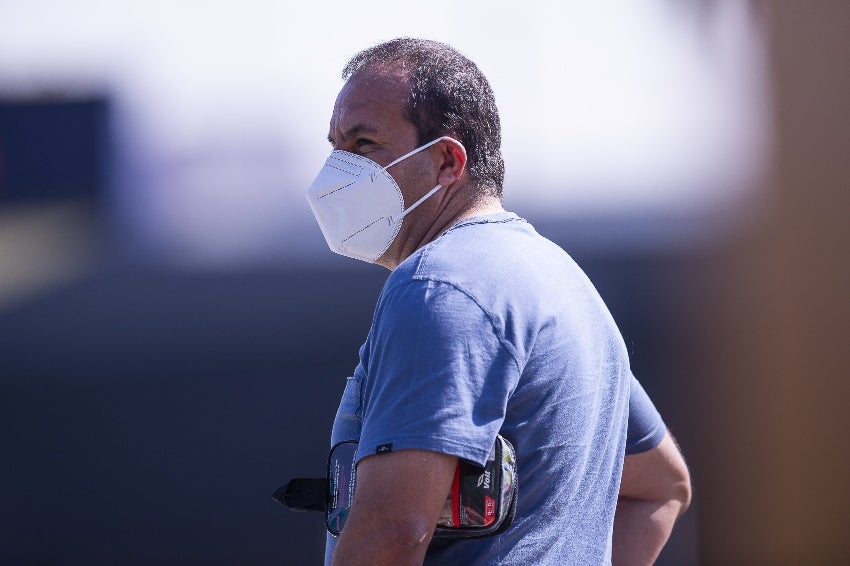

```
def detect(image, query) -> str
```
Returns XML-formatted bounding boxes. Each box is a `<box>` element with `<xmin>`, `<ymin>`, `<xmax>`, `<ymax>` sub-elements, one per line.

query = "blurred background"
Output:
<box><xmin>1</xmin><ymin>0</ymin><xmax>847</xmax><ymax>564</ymax></box>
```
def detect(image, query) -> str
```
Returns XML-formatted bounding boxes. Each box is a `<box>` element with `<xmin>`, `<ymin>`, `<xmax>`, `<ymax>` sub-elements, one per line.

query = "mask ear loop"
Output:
<box><xmin>381</xmin><ymin>135</ymin><xmax>454</xmax><ymax>172</ymax></box>
<box><xmin>388</xmin><ymin>184</ymin><xmax>443</xmax><ymax>224</ymax></box>
<box><xmin>382</xmin><ymin>135</ymin><xmax>456</xmax><ymax>224</ymax></box>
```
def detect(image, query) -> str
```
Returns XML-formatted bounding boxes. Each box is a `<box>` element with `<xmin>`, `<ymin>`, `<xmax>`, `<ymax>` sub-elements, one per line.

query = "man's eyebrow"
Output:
<box><xmin>328</xmin><ymin>123</ymin><xmax>380</xmax><ymax>145</ymax></box>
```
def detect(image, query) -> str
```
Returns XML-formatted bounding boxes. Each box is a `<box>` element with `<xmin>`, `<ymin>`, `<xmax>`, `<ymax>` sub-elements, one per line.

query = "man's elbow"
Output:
<box><xmin>620</xmin><ymin>431</ymin><xmax>693</xmax><ymax>519</ymax></box>
<box><xmin>671</xmin><ymin>462</ymin><xmax>692</xmax><ymax>518</ymax></box>
<box><xmin>333</xmin><ymin>514</ymin><xmax>435</xmax><ymax>565</ymax></box>
<box><xmin>380</xmin><ymin>516</ymin><xmax>435</xmax><ymax>554</ymax></box>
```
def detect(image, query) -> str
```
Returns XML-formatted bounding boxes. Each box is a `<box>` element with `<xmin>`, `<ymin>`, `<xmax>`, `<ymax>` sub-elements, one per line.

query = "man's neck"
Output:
<box><xmin>376</xmin><ymin>195</ymin><xmax>505</xmax><ymax>271</ymax></box>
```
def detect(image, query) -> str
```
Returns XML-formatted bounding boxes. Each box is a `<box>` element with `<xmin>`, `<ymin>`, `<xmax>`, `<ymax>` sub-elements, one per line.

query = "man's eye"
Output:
<box><xmin>355</xmin><ymin>138</ymin><xmax>374</xmax><ymax>148</ymax></box>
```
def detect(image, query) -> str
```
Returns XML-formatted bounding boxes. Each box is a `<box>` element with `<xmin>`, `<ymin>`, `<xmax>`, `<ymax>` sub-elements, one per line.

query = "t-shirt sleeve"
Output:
<box><xmin>626</xmin><ymin>372</ymin><xmax>667</xmax><ymax>454</ymax></box>
<box><xmin>356</xmin><ymin>279</ymin><xmax>520</xmax><ymax>468</ymax></box>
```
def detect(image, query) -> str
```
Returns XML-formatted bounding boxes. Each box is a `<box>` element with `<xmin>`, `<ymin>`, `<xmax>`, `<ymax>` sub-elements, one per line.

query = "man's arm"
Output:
<box><xmin>332</xmin><ymin>449</ymin><xmax>458</xmax><ymax>566</ymax></box>
<box><xmin>613</xmin><ymin>431</ymin><xmax>692</xmax><ymax>566</ymax></box>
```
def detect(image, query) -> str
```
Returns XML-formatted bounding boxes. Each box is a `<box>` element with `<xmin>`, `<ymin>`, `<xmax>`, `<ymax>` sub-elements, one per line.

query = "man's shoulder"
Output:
<box><xmin>374</xmin><ymin>212</ymin><xmax>583</xmax><ymax>338</ymax></box>
<box><xmin>397</xmin><ymin>211</ymin><xmax>576</xmax><ymax>293</ymax></box>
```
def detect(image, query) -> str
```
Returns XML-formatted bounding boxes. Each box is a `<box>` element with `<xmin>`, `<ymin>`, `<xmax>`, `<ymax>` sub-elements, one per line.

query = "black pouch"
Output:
<box><xmin>274</xmin><ymin>435</ymin><xmax>518</xmax><ymax>539</ymax></box>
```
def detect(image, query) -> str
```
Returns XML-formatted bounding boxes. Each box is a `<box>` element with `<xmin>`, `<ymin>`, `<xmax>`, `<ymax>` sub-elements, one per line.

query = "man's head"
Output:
<box><xmin>341</xmin><ymin>37</ymin><xmax>505</xmax><ymax>199</ymax></box>
<box><xmin>312</xmin><ymin>37</ymin><xmax>506</xmax><ymax>269</ymax></box>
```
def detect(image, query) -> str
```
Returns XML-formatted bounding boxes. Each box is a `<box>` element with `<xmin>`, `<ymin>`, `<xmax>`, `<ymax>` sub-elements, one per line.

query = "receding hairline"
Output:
<box><xmin>336</xmin><ymin>65</ymin><xmax>430</xmax><ymax>136</ymax></box>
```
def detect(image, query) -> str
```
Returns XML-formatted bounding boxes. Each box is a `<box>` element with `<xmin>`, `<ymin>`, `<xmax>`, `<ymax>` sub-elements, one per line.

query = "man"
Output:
<box><xmin>306</xmin><ymin>37</ymin><xmax>691</xmax><ymax>565</ymax></box>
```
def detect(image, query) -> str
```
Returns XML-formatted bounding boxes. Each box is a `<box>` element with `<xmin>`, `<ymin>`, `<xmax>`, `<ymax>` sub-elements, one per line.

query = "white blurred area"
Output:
<box><xmin>0</xmin><ymin>0</ymin><xmax>769</xmax><ymax>272</ymax></box>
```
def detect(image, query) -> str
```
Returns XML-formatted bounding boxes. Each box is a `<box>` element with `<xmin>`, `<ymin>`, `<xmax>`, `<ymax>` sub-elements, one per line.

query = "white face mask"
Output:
<box><xmin>306</xmin><ymin>136</ymin><xmax>453</xmax><ymax>263</ymax></box>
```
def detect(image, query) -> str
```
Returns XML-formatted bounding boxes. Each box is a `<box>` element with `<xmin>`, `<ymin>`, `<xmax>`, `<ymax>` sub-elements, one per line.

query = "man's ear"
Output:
<box><xmin>435</xmin><ymin>138</ymin><xmax>467</xmax><ymax>188</ymax></box>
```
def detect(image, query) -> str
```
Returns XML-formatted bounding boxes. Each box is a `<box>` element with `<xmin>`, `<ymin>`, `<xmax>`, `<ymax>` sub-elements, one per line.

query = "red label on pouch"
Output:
<box><xmin>485</xmin><ymin>496</ymin><xmax>496</xmax><ymax>521</ymax></box>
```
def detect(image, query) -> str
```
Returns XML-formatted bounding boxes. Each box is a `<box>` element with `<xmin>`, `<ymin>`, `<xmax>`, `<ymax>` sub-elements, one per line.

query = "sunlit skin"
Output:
<box><xmin>327</xmin><ymin>68</ymin><xmax>504</xmax><ymax>271</ymax></box>
<box><xmin>614</xmin><ymin>432</ymin><xmax>692</xmax><ymax>565</ymax></box>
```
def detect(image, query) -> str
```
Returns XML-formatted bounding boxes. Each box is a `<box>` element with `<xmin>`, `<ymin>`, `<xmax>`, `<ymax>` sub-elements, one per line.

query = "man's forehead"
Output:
<box><xmin>329</xmin><ymin>71</ymin><xmax>411</xmax><ymax>137</ymax></box>
<box><xmin>334</xmin><ymin>71</ymin><xmax>408</xmax><ymax>111</ymax></box>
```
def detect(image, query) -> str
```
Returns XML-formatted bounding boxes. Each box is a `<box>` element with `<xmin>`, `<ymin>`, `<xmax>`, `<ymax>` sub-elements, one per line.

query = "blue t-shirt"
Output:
<box><xmin>326</xmin><ymin>212</ymin><xmax>666</xmax><ymax>565</ymax></box>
